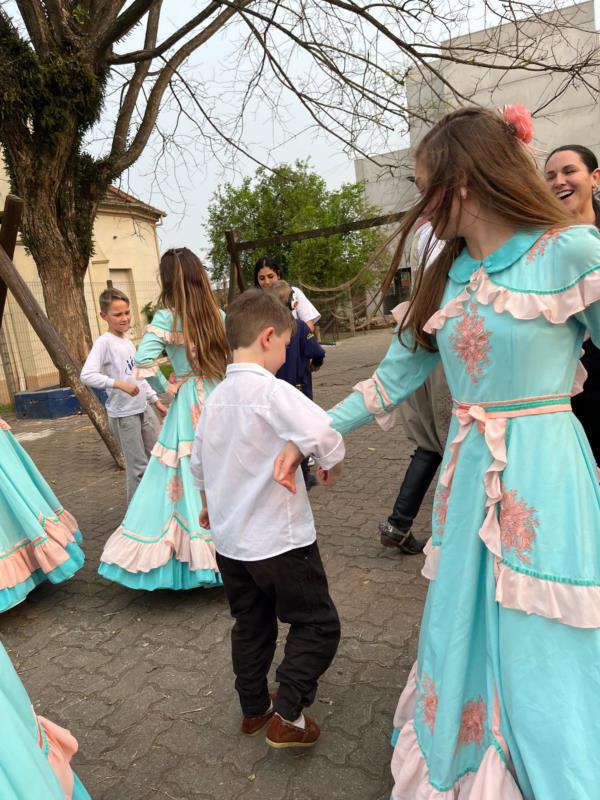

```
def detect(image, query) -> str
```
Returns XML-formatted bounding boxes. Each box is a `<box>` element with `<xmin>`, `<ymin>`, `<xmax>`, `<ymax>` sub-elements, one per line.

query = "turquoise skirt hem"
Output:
<box><xmin>73</xmin><ymin>773</ymin><xmax>91</xmax><ymax>799</ymax></box>
<box><xmin>0</xmin><ymin>540</ymin><xmax>85</xmax><ymax>613</ymax></box>
<box><xmin>390</xmin><ymin>726</ymin><xmax>400</xmax><ymax>747</ymax></box>
<box><xmin>98</xmin><ymin>560</ymin><xmax>223</xmax><ymax>591</ymax></box>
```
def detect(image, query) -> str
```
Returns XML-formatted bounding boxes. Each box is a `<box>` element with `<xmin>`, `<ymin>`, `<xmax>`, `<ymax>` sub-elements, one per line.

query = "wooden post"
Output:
<box><xmin>225</xmin><ymin>230</ymin><xmax>245</xmax><ymax>303</ymax></box>
<box><xmin>0</xmin><ymin>195</ymin><xmax>23</xmax><ymax>401</ymax></box>
<box><xmin>0</xmin><ymin>230</ymin><xmax>125</xmax><ymax>469</ymax></box>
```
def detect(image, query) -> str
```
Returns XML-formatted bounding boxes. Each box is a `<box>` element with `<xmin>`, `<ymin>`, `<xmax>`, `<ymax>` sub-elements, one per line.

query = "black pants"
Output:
<box><xmin>388</xmin><ymin>446</ymin><xmax>442</xmax><ymax>531</ymax></box>
<box><xmin>216</xmin><ymin>542</ymin><xmax>341</xmax><ymax>721</ymax></box>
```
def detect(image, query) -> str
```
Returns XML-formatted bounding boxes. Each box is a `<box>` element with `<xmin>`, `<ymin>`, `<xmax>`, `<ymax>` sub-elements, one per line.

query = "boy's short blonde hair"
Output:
<box><xmin>226</xmin><ymin>288</ymin><xmax>294</xmax><ymax>350</ymax></box>
<box><xmin>267</xmin><ymin>279</ymin><xmax>295</xmax><ymax>310</ymax></box>
<box><xmin>99</xmin><ymin>287</ymin><xmax>130</xmax><ymax>314</ymax></box>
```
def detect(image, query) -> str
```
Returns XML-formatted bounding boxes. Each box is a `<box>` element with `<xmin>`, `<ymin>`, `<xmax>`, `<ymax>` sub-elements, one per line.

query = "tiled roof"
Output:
<box><xmin>101</xmin><ymin>185</ymin><xmax>166</xmax><ymax>219</ymax></box>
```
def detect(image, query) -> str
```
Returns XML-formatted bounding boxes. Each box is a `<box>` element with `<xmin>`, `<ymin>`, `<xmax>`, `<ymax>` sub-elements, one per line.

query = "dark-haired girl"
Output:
<box><xmin>99</xmin><ymin>248</ymin><xmax>229</xmax><ymax>590</ymax></box>
<box><xmin>545</xmin><ymin>144</ymin><xmax>600</xmax><ymax>464</ymax></box>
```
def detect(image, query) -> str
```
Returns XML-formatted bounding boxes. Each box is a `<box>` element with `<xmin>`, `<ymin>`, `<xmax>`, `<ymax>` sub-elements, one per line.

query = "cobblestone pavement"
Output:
<box><xmin>1</xmin><ymin>330</ymin><xmax>433</xmax><ymax>800</ymax></box>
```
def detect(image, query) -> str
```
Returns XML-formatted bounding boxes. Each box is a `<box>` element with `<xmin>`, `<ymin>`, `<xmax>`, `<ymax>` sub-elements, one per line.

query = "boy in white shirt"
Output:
<box><xmin>190</xmin><ymin>289</ymin><xmax>344</xmax><ymax>749</ymax></box>
<box><xmin>81</xmin><ymin>288</ymin><xmax>167</xmax><ymax>501</ymax></box>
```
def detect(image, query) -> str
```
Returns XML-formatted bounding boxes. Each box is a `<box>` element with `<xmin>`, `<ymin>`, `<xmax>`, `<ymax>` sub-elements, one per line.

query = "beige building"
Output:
<box><xmin>356</xmin><ymin>1</ymin><xmax>600</xmax><ymax>217</ymax></box>
<box><xmin>0</xmin><ymin>175</ymin><xmax>165</xmax><ymax>403</ymax></box>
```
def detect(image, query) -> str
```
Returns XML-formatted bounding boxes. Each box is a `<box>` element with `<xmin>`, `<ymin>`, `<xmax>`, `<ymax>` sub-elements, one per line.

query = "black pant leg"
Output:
<box><xmin>388</xmin><ymin>446</ymin><xmax>443</xmax><ymax>531</ymax></box>
<box><xmin>216</xmin><ymin>552</ymin><xmax>278</xmax><ymax>716</ymax></box>
<box><xmin>266</xmin><ymin>542</ymin><xmax>341</xmax><ymax>721</ymax></box>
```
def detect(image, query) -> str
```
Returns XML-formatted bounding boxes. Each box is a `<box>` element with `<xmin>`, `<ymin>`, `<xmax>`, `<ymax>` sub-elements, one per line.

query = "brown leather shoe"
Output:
<box><xmin>265</xmin><ymin>712</ymin><xmax>320</xmax><ymax>749</ymax></box>
<box><xmin>241</xmin><ymin>693</ymin><xmax>276</xmax><ymax>736</ymax></box>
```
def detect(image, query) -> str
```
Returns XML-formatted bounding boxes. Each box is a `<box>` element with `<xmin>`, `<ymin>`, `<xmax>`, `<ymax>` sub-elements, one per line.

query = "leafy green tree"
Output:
<box><xmin>207</xmin><ymin>161</ymin><xmax>385</xmax><ymax>293</ymax></box>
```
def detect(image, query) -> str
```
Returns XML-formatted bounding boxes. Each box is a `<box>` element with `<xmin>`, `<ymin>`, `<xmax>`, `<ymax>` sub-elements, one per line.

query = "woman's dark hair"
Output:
<box><xmin>545</xmin><ymin>144</ymin><xmax>600</xmax><ymax>227</ymax></box>
<box><xmin>546</xmin><ymin>144</ymin><xmax>598</xmax><ymax>172</ymax></box>
<box><xmin>253</xmin><ymin>257</ymin><xmax>281</xmax><ymax>288</ymax></box>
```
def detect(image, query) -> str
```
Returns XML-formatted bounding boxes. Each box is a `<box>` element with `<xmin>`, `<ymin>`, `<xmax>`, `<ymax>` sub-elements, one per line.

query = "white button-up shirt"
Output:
<box><xmin>190</xmin><ymin>363</ymin><xmax>344</xmax><ymax>561</ymax></box>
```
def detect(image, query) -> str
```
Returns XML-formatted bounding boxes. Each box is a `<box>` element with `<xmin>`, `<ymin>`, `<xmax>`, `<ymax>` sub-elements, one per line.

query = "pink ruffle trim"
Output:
<box><xmin>36</xmin><ymin>714</ymin><xmax>78</xmax><ymax>799</ymax></box>
<box><xmin>353</xmin><ymin>373</ymin><xmax>397</xmax><ymax>431</ymax></box>
<box><xmin>0</xmin><ymin>417</ymin><xmax>10</xmax><ymax>430</ymax></box>
<box><xmin>0</xmin><ymin>508</ymin><xmax>79</xmax><ymax>589</ymax></box>
<box><xmin>421</xmin><ymin>538</ymin><xmax>439</xmax><ymax>581</ymax></box>
<box><xmin>392</xmin><ymin>724</ymin><xmax>522</xmax><ymax>799</ymax></box>
<box><xmin>391</xmin><ymin>664</ymin><xmax>523</xmax><ymax>799</ymax></box>
<box><xmin>424</xmin><ymin>266</ymin><xmax>600</xmax><ymax>333</ymax></box>
<box><xmin>496</xmin><ymin>564</ymin><xmax>600</xmax><ymax>628</ymax></box>
<box><xmin>151</xmin><ymin>440</ymin><xmax>193</xmax><ymax>468</ymax></box>
<box><xmin>145</xmin><ymin>324</ymin><xmax>184</xmax><ymax>345</ymax></box>
<box><xmin>101</xmin><ymin>514</ymin><xmax>218</xmax><ymax>574</ymax></box>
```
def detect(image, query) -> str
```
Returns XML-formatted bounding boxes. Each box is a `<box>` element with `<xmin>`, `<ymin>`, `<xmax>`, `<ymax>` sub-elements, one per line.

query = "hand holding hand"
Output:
<box><xmin>154</xmin><ymin>400</ymin><xmax>168</xmax><ymax>417</ymax></box>
<box><xmin>199</xmin><ymin>508</ymin><xmax>210</xmax><ymax>529</ymax></box>
<box><xmin>316</xmin><ymin>461</ymin><xmax>342</xmax><ymax>487</ymax></box>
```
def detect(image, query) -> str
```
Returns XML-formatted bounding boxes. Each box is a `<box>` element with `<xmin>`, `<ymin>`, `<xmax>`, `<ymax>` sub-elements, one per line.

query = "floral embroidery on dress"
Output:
<box><xmin>191</xmin><ymin>403</ymin><xmax>201</xmax><ymax>429</ymax></box>
<box><xmin>526</xmin><ymin>228</ymin><xmax>564</xmax><ymax>262</ymax></box>
<box><xmin>167</xmin><ymin>474</ymin><xmax>184</xmax><ymax>503</ymax></box>
<box><xmin>433</xmin><ymin>483</ymin><xmax>450</xmax><ymax>536</ymax></box>
<box><xmin>449</xmin><ymin>301</ymin><xmax>491</xmax><ymax>384</ymax></box>
<box><xmin>499</xmin><ymin>484</ymin><xmax>539</xmax><ymax>564</ymax></box>
<box><xmin>417</xmin><ymin>674</ymin><xmax>438</xmax><ymax>733</ymax></box>
<box><xmin>458</xmin><ymin>697</ymin><xmax>487</xmax><ymax>748</ymax></box>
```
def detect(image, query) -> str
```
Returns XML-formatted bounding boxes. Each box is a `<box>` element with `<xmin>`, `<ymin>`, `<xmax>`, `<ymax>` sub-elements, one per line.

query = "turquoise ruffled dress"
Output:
<box><xmin>98</xmin><ymin>309</ymin><xmax>222</xmax><ymax>590</ymax></box>
<box><xmin>0</xmin><ymin>420</ymin><xmax>85</xmax><ymax>613</ymax></box>
<box><xmin>330</xmin><ymin>225</ymin><xmax>600</xmax><ymax>799</ymax></box>
<box><xmin>0</xmin><ymin>640</ymin><xmax>90</xmax><ymax>799</ymax></box>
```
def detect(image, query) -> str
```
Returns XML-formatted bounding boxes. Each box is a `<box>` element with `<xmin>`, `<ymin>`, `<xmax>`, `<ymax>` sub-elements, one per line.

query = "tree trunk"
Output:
<box><xmin>18</xmin><ymin>178</ymin><xmax>96</xmax><ymax>377</ymax></box>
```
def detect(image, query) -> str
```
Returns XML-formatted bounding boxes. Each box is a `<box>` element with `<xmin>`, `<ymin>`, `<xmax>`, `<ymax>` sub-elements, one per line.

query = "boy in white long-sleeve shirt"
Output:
<box><xmin>81</xmin><ymin>288</ymin><xmax>167</xmax><ymax>501</ymax></box>
<box><xmin>190</xmin><ymin>289</ymin><xmax>344</xmax><ymax>750</ymax></box>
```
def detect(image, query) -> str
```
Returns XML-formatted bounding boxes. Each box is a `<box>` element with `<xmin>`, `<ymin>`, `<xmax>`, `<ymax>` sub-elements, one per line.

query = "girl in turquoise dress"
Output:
<box><xmin>0</xmin><ymin>640</ymin><xmax>90</xmax><ymax>798</ymax></box>
<box><xmin>0</xmin><ymin>418</ymin><xmax>85</xmax><ymax>612</ymax></box>
<box><xmin>99</xmin><ymin>248</ymin><xmax>229</xmax><ymax>590</ymax></box>
<box><xmin>278</xmin><ymin>106</ymin><xmax>600</xmax><ymax>798</ymax></box>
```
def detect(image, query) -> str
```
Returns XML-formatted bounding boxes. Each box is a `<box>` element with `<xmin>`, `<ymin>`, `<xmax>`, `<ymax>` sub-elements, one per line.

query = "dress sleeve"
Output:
<box><xmin>132</xmin><ymin>309</ymin><xmax>172</xmax><ymax>393</ymax></box>
<box><xmin>329</xmin><ymin>332</ymin><xmax>440</xmax><ymax>435</ymax></box>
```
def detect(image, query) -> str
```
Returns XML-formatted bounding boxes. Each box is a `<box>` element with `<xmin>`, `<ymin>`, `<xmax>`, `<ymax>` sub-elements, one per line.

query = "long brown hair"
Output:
<box><xmin>158</xmin><ymin>248</ymin><xmax>229</xmax><ymax>380</ymax></box>
<box><xmin>399</xmin><ymin>107</ymin><xmax>573</xmax><ymax>351</ymax></box>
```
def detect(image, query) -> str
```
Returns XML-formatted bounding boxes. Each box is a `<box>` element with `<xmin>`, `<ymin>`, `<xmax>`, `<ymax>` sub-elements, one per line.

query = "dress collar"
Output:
<box><xmin>449</xmin><ymin>227</ymin><xmax>546</xmax><ymax>284</ymax></box>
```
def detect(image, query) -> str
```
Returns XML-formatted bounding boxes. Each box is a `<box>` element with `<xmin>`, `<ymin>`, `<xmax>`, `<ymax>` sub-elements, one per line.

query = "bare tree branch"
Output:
<box><xmin>109</xmin><ymin>0</ymin><xmax>253</xmax><ymax>176</ymax></box>
<box><xmin>97</xmin><ymin>0</ymin><xmax>158</xmax><ymax>54</ymax></box>
<box><xmin>110</xmin><ymin>0</ymin><xmax>162</xmax><ymax>157</ymax></box>
<box><xmin>109</xmin><ymin>1</ymin><xmax>223</xmax><ymax>65</ymax></box>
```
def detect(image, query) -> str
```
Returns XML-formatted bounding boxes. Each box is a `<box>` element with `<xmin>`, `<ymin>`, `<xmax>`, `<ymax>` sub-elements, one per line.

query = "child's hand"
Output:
<box><xmin>154</xmin><ymin>400</ymin><xmax>168</xmax><ymax>417</ymax></box>
<box><xmin>316</xmin><ymin>461</ymin><xmax>342</xmax><ymax>487</ymax></box>
<box><xmin>115</xmin><ymin>380</ymin><xmax>140</xmax><ymax>397</ymax></box>
<box><xmin>273</xmin><ymin>442</ymin><xmax>304</xmax><ymax>494</ymax></box>
<box><xmin>199</xmin><ymin>508</ymin><xmax>210</xmax><ymax>529</ymax></box>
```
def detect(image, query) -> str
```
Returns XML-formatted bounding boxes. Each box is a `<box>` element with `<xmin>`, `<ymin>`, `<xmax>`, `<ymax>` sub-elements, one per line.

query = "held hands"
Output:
<box><xmin>154</xmin><ymin>399</ymin><xmax>168</xmax><ymax>417</ymax></box>
<box><xmin>199</xmin><ymin>508</ymin><xmax>210</xmax><ymax>529</ymax></box>
<box><xmin>316</xmin><ymin>461</ymin><xmax>342</xmax><ymax>487</ymax></box>
<box><xmin>273</xmin><ymin>442</ymin><xmax>304</xmax><ymax>494</ymax></box>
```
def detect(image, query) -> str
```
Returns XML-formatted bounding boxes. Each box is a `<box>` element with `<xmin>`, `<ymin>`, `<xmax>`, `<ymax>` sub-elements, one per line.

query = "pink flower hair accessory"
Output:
<box><xmin>500</xmin><ymin>104</ymin><xmax>534</xmax><ymax>144</ymax></box>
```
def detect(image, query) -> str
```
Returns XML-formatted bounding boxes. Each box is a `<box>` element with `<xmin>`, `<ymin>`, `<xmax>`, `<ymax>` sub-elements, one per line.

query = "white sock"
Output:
<box><xmin>280</xmin><ymin>712</ymin><xmax>305</xmax><ymax>730</ymax></box>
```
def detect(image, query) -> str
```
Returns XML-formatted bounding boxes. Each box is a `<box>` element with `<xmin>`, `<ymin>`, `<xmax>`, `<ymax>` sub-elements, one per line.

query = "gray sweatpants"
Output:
<box><xmin>109</xmin><ymin>407</ymin><xmax>162</xmax><ymax>503</ymax></box>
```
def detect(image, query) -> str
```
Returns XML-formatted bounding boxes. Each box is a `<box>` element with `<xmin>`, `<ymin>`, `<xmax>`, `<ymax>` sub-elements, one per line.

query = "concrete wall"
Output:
<box><xmin>358</xmin><ymin>1</ymin><xmax>600</xmax><ymax>215</ymax></box>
